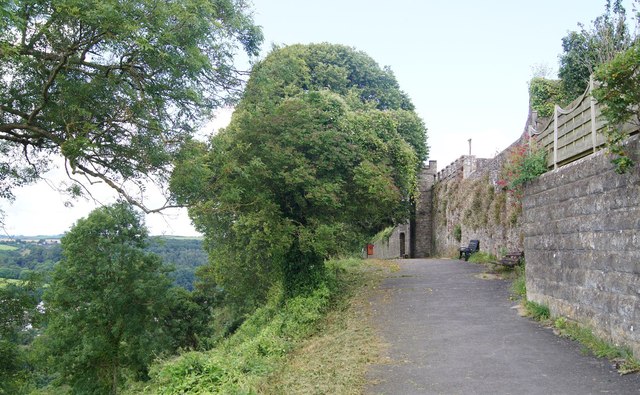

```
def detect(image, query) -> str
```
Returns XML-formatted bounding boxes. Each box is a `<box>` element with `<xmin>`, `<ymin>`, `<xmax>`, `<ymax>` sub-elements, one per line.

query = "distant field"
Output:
<box><xmin>0</xmin><ymin>244</ymin><xmax>18</xmax><ymax>251</ymax></box>
<box><xmin>0</xmin><ymin>278</ymin><xmax>23</xmax><ymax>287</ymax></box>
<box><xmin>158</xmin><ymin>235</ymin><xmax>204</xmax><ymax>240</ymax></box>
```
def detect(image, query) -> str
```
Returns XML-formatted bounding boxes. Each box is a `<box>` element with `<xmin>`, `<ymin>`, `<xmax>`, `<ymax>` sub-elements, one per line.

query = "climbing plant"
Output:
<box><xmin>498</xmin><ymin>138</ymin><xmax>548</xmax><ymax>200</ymax></box>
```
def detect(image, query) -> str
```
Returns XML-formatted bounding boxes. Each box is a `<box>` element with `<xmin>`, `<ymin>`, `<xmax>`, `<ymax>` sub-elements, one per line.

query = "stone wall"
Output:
<box><xmin>368</xmin><ymin>224</ymin><xmax>410</xmax><ymax>259</ymax></box>
<box><xmin>431</xmin><ymin>137</ymin><xmax>526</xmax><ymax>257</ymax></box>
<box><xmin>523</xmin><ymin>135</ymin><xmax>640</xmax><ymax>357</ymax></box>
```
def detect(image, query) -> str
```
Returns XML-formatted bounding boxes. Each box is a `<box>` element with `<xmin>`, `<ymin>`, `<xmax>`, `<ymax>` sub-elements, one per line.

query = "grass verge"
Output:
<box><xmin>553</xmin><ymin>317</ymin><xmax>640</xmax><ymax>375</ymax></box>
<box><xmin>129</xmin><ymin>257</ymin><xmax>387</xmax><ymax>394</ymax></box>
<box><xmin>517</xmin><ymin>279</ymin><xmax>640</xmax><ymax>375</ymax></box>
<box><xmin>259</xmin><ymin>259</ymin><xmax>388</xmax><ymax>394</ymax></box>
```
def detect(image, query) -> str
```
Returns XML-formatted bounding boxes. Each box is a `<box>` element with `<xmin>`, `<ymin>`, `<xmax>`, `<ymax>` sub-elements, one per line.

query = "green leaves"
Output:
<box><xmin>529</xmin><ymin>78</ymin><xmax>567</xmax><ymax>118</ymax></box>
<box><xmin>558</xmin><ymin>0</ymin><xmax>632</xmax><ymax>101</ymax></box>
<box><xmin>43</xmin><ymin>203</ymin><xmax>172</xmax><ymax>393</ymax></box>
<box><xmin>593</xmin><ymin>42</ymin><xmax>640</xmax><ymax>174</ymax></box>
<box><xmin>172</xmin><ymin>43</ymin><xmax>427</xmax><ymax>306</ymax></box>
<box><xmin>0</xmin><ymin>0</ymin><xmax>262</xmax><ymax>210</ymax></box>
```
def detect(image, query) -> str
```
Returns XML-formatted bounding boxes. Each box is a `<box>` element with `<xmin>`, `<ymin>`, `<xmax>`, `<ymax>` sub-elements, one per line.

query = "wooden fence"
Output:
<box><xmin>535</xmin><ymin>78</ymin><xmax>639</xmax><ymax>169</ymax></box>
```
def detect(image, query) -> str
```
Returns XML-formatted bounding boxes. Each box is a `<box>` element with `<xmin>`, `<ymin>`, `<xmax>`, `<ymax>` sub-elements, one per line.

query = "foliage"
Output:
<box><xmin>0</xmin><ymin>273</ymin><xmax>42</xmax><ymax>394</ymax></box>
<box><xmin>135</xmin><ymin>257</ymin><xmax>379</xmax><ymax>394</ymax></box>
<box><xmin>0</xmin><ymin>0</ymin><xmax>262</xmax><ymax>209</ymax></box>
<box><xmin>558</xmin><ymin>0</ymin><xmax>632</xmax><ymax>100</ymax></box>
<box><xmin>371</xmin><ymin>226</ymin><xmax>395</xmax><ymax>243</ymax></box>
<box><xmin>467</xmin><ymin>251</ymin><xmax>496</xmax><ymax>264</ymax></box>
<box><xmin>147</xmin><ymin>237</ymin><xmax>208</xmax><ymax>290</ymax></box>
<box><xmin>42</xmin><ymin>203</ymin><xmax>172</xmax><ymax>394</ymax></box>
<box><xmin>529</xmin><ymin>78</ymin><xmax>567</xmax><ymax>118</ymax></box>
<box><xmin>161</xmin><ymin>286</ymin><xmax>212</xmax><ymax>353</ymax></box>
<box><xmin>523</xmin><ymin>300</ymin><xmax>550</xmax><ymax>321</ymax></box>
<box><xmin>260</xmin><ymin>258</ymin><xmax>384</xmax><ymax>394</ymax></box>
<box><xmin>171</xmin><ymin>43</ymin><xmax>427</xmax><ymax>310</ymax></box>
<box><xmin>593</xmin><ymin>42</ymin><xmax>640</xmax><ymax>174</ymax></box>
<box><xmin>0</xmin><ymin>237</ymin><xmax>208</xmax><ymax>290</ymax></box>
<box><xmin>0</xmin><ymin>241</ymin><xmax>61</xmax><ymax>279</ymax></box>
<box><xmin>498</xmin><ymin>138</ymin><xmax>547</xmax><ymax>201</ymax></box>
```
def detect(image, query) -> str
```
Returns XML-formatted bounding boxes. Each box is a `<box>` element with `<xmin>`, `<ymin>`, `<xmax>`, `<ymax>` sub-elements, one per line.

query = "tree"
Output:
<box><xmin>171</xmin><ymin>44</ymin><xmax>427</xmax><ymax>309</ymax></box>
<box><xmin>42</xmin><ymin>203</ymin><xmax>171</xmax><ymax>394</ymax></box>
<box><xmin>0</xmin><ymin>274</ymin><xmax>42</xmax><ymax>394</ymax></box>
<box><xmin>593</xmin><ymin>41</ymin><xmax>640</xmax><ymax>173</ymax></box>
<box><xmin>0</xmin><ymin>0</ymin><xmax>261</xmax><ymax>209</ymax></box>
<box><xmin>558</xmin><ymin>0</ymin><xmax>631</xmax><ymax>100</ymax></box>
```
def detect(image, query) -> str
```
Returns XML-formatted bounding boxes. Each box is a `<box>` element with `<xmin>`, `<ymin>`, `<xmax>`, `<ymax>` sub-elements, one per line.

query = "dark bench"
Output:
<box><xmin>498</xmin><ymin>251</ymin><xmax>524</xmax><ymax>267</ymax></box>
<box><xmin>459</xmin><ymin>239</ymin><xmax>479</xmax><ymax>261</ymax></box>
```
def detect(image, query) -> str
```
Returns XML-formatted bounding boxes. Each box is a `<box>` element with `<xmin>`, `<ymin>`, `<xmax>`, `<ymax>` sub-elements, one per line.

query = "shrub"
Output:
<box><xmin>529</xmin><ymin>78</ymin><xmax>568</xmax><ymax>118</ymax></box>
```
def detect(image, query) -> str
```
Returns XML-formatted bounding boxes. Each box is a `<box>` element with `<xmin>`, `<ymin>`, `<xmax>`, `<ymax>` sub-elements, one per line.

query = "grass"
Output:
<box><xmin>467</xmin><ymin>251</ymin><xmax>497</xmax><ymax>264</ymax></box>
<box><xmin>260</xmin><ymin>259</ymin><xmax>387</xmax><ymax>394</ymax></box>
<box><xmin>510</xmin><ymin>264</ymin><xmax>526</xmax><ymax>298</ymax></box>
<box><xmin>554</xmin><ymin>317</ymin><xmax>640</xmax><ymax>375</ymax></box>
<box><xmin>0</xmin><ymin>244</ymin><xmax>18</xmax><ymax>251</ymax></box>
<box><xmin>130</xmin><ymin>257</ymin><xmax>387</xmax><ymax>394</ymax></box>
<box><xmin>523</xmin><ymin>300</ymin><xmax>550</xmax><ymax>321</ymax></box>
<box><xmin>520</xmin><ymin>291</ymin><xmax>640</xmax><ymax>375</ymax></box>
<box><xmin>507</xmin><ymin>253</ymin><xmax>640</xmax><ymax>375</ymax></box>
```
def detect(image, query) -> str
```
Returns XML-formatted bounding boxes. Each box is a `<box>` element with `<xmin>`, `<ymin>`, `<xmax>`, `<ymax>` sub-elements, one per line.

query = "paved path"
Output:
<box><xmin>366</xmin><ymin>258</ymin><xmax>640</xmax><ymax>394</ymax></box>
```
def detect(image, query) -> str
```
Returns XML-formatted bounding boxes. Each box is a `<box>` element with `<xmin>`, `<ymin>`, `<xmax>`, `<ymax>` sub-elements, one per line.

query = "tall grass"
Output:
<box><xmin>554</xmin><ymin>317</ymin><xmax>640</xmax><ymax>375</ymax></box>
<box><xmin>510</xmin><ymin>264</ymin><xmax>526</xmax><ymax>298</ymax></box>
<box><xmin>467</xmin><ymin>251</ymin><xmax>496</xmax><ymax>264</ymax></box>
<box><xmin>129</xmin><ymin>257</ymin><xmax>384</xmax><ymax>394</ymax></box>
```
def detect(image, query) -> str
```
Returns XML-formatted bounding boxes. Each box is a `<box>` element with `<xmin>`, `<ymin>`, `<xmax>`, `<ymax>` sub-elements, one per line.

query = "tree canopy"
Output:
<box><xmin>558</xmin><ymin>0</ymin><xmax>631</xmax><ymax>99</ymax></box>
<box><xmin>42</xmin><ymin>202</ymin><xmax>171</xmax><ymax>394</ymax></box>
<box><xmin>0</xmin><ymin>0</ymin><xmax>262</xmax><ymax>209</ymax></box>
<box><xmin>171</xmin><ymin>43</ymin><xmax>427</xmax><ymax>307</ymax></box>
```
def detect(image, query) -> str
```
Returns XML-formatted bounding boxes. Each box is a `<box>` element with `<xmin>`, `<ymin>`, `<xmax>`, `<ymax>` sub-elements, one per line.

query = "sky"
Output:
<box><xmin>0</xmin><ymin>0</ymin><xmax>633</xmax><ymax>236</ymax></box>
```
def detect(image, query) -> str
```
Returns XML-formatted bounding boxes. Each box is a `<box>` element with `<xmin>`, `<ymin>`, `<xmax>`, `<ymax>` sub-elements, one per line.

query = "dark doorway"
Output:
<box><xmin>399</xmin><ymin>232</ymin><xmax>406</xmax><ymax>257</ymax></box>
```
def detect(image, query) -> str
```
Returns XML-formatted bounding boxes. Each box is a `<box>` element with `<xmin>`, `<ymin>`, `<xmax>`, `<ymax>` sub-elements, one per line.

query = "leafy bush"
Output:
<box><xmin>593</xmin><ymin>42</ymin><xmax>640</xmax><ymax>174</ymax></box>
<box><xmin>529</xmin><ymin>78</ymin><xmax>567</xmax><ymax>118</ymax></box>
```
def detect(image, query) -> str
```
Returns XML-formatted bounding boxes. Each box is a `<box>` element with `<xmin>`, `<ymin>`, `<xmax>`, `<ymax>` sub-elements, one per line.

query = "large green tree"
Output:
<box><xmin>558</xmin><ymin>0</ymin><xmax>631</xmax><ymax>99</ymax></box>
<box><xmin>0</xmin><ymin>274</ymin><xmax>41</xmax><ymax>394</ymax></box>
<box><xmin>0</xmin><ymin>0</ymin><xmax>261</xmax><ymax>209</ymax></box>
<box><xmin>171</xmin><ymin>44</ymin><xmax>427</xmax><ymax>308</ymax></box>
<box><xmin>42</xmin><ymin>203</ymin><xmax>171</xmax><ymax>394</ymax></box>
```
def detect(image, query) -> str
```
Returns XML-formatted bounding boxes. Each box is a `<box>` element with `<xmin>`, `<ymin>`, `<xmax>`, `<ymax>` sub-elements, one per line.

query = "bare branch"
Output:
<box><xmin>74</xmin><ymin>163</ymin><xmax>184</xmax><ymax>214</ymax></box>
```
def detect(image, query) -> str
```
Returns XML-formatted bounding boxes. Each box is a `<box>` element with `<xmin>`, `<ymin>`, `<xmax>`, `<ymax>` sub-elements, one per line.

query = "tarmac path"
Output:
<box><xmin>366</xmin><ymin>258</ymin><xmax>640</xmax><ymax>394</ymax></box>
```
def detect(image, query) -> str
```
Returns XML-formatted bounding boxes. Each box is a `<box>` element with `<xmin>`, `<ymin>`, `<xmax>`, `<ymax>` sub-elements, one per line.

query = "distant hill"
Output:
<box><xmin>0</xmin><ymin>236</ymin><xmax>208</xmax><ymax>290</ymax></box>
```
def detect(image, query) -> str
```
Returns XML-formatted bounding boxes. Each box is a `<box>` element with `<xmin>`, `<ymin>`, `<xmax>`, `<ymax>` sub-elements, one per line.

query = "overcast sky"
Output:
<box><xmin>1</xmin><ymin>0</ymin><xmax>631</xmax><ymax>236</ymax></box>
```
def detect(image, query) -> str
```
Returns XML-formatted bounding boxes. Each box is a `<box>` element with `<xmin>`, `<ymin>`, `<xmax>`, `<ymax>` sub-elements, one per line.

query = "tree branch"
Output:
<box><xmin>74</xmin><ymin>163</ymin><xmax>184</xmax><ymax>214</ymax></box>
